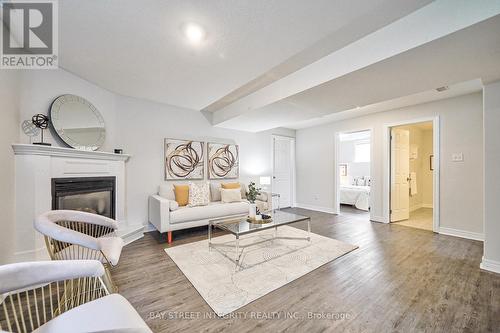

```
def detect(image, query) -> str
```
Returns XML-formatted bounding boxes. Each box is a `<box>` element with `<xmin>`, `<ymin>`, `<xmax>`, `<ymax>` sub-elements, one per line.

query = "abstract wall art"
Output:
<box><xmin>165</xmin><ymin>139</ymin><xmax>204</xmax><ymax>180</ymax></box>
<box><xmin>208</xmin><ymin>143</ymin><xmax>239</xmax><ymax>179</ymax></box>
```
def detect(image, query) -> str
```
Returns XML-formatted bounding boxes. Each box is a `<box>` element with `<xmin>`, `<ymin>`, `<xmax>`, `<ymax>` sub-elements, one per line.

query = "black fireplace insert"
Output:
<box><xmin>51</xmin><ymin>177</ymin><xmax>116</xmax><ymax>219</ymax></box>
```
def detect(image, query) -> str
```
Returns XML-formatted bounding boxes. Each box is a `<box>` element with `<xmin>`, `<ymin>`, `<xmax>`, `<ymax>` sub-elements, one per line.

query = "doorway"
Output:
<box><xmin>272</xmin><ymin>135</ymin><xmax>295</xmax><ymax>209</ymax></box>
<box><xmin>336</xmin><ymin>130</ymin><xmax>372</xmax><ymax>218</ymax></box>
<box><xmin>390</xmin><ymin>121</ymin><xmax>435</xmax><ymax>231</ymax></box>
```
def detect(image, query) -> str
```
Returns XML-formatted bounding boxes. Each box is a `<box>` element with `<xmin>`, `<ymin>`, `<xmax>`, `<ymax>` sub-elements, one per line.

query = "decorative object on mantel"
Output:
<box><xmin>31</xmin><ymin>113</ymin><xmax>51</xmax><ymax>146</ymax></box>
<box><xmin>114</xmin><ymin>149</ymin><xmax>123</xmax><ymax>154</ymax></box>
<box><xmin>208</xmin><ymin>142</ymin><xmax>239</xmax><ymax>179</ymax></box>
<box><xmin>50</xmin><ymin>94</ymin><xmax>106</xmax><ymax>151</ymax></box>
<box><xmin>164</xmin><ymin>138</ymin><xmax>204</xmax><ymax>180</ymax></box>
<box><xmin>21</xmin><ymin>119</ymin><xmax>41</xmax><ymax>144</ymax></box>
<box><xmin>246</xmin><ymin>181</ymin><xmax>261</xmax><ymax>219</ymax></box>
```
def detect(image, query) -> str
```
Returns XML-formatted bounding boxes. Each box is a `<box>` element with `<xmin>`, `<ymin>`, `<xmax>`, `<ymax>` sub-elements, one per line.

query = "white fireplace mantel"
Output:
<box><xmin>11</xmin><ymin>143</ymin><xmax>143</xmax><ymax>262</ymax></box>
<box><xmin>12</xmin><ymin>144</ymin><xmax>131</xmax><ymax>161</ymax></box>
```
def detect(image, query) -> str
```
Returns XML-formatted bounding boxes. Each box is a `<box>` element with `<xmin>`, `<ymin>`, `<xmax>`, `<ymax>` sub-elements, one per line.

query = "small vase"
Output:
<box><xmin>249</xmin><ymin>203</ymin><xmax>257</xmax><ymax>219</ymax></box>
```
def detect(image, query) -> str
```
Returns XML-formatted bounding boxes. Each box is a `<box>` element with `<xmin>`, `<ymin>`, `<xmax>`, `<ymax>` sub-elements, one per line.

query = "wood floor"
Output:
<box><xmin>114</xmin><ymin>207</ymin><xmax>500</xmax><ymax>333</ymax></box>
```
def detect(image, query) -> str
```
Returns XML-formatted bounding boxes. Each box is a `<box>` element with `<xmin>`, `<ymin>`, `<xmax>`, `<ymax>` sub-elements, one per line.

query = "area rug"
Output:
<box><xmin>164</xmin><ymin>226</ymin><xmax>358</xmax><ymax>316</ymax></box>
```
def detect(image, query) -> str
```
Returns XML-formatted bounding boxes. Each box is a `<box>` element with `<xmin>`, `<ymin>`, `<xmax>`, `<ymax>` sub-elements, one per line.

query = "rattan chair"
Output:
<box><xmin>34</xmin><ymin>210</ymin><xmax>124</xmax><ymax>293</ymax></box>
<box><xmin>0</xmin><ymin>260</ymin><xmax>151</xmax><ymax>333</ymax></box>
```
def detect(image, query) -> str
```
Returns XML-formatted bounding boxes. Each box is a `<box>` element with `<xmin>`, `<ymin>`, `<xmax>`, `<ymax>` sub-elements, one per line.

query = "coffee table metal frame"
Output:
<box><xmin>208</xmin><ymin>211</ymin><xmax>311</xmax><ymax>267</ymax></box>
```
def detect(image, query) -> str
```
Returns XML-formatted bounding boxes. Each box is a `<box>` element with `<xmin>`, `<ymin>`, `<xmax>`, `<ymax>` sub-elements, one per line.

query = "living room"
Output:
<box><xmin>1</xmin><ymin>1</ymin><xmax>500</xmax><ymax>332</ymax></box>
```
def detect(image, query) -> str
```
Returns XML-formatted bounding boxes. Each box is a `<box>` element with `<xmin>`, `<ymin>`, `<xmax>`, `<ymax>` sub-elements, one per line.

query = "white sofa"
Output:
<box><xmin>148</xmin><ymin>181</ymin><xmax>271</xmax><ymax>243</ymax></box>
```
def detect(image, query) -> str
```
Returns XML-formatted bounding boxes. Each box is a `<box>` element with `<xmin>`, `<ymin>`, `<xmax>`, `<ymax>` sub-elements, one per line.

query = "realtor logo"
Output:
<box><xmin>1</xmin><ymin>0</ymin><xmax>58</xmax><ymax>69</ymax></box>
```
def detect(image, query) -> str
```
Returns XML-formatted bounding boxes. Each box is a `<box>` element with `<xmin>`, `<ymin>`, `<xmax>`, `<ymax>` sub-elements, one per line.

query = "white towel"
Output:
<box><xmin>410</xmin><ymin>172</ymin><xmax>417</xmax><ymax>196</ymax></box>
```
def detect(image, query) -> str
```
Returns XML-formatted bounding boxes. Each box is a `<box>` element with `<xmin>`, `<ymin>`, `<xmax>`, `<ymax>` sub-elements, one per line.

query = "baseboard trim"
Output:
<box><xmin>13</xmin><ymin>247</ymin><xmax>49</xmax><ymax>262</ymax></box>
<box><xmin>410</xmin><ymin>203</ymin><xmax>422</xmax><ymax>212</ymax></box>
<box><xmin>294</xmin><ymin>203</ymin><xmax>337</xmax><ymax>215</ymax></box>
<box><xmin>439</xmin><ymin>227</ymin><xmax>484</xmax><ymax>241</ymax></box>
<box><xmin>117</xmin><ymin>224</ymin><xmax>145</xmax><ymax>246</ymax></box>
<box><xmin>480</xmin><ymin>257</ymin><xmax>500</xmax><ymax>274</ymax></box>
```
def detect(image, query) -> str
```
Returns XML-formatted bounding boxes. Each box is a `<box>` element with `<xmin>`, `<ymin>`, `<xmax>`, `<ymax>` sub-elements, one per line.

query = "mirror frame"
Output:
<box><xmin>49</xmin><ymin>94</ymin><xmax>106</xmax><ymax>151</ymax></box>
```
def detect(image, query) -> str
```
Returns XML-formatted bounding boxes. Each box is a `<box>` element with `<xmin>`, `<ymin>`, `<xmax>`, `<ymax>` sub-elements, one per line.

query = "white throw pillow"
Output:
<box><xmin>356</xmin><ymin>177</ymin><xmax>365</xmax><ymax>186</ymax></box>
<box><xmin>188</xmin><ymin>182</ymin><xmax>210</xmax><ymax>207</ymax></box>
<box><xmin>210</xmin><ymin>182</ymin><xmax>222</xmax><ymax>202</ymax></box>
<box><xmin>220</xmin><ymin>188</ymin><xmax>242</xmax><ymax>203</ymax></box>
<box><xmin>169</xmin><ymin>200</ymin><xmax>179</xmax><ymax>211</ymax></box>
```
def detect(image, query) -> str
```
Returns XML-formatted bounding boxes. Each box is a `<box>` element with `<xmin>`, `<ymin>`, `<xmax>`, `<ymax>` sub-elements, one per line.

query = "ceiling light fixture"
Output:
<box><xmin>183</xmin><ymin>23</ymin><xmax>206</xmax><ymax>45</ymax></box>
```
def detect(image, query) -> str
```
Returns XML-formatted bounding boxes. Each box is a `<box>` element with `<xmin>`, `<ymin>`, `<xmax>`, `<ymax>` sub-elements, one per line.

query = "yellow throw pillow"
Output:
<box><xmin>173</xmin><ymin>184</ymin><xmax>189</xmax><ymax>206</ymax></box>
<box><xmin>221</xmin><ymin>182</ymin><xmax>240</xmax><ymax>189</ymax></box>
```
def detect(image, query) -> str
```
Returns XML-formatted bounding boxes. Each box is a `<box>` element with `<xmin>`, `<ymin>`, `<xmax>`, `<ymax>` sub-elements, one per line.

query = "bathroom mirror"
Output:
<box><xmin>50</xmin><ymin>94</ymin><xmax>106</xmax><ymax>151</ymax></box>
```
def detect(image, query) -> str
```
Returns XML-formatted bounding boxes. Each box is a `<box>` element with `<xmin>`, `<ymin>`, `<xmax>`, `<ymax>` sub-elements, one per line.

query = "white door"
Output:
<box><xmin>390</xmin><ymin>128</ymin><xmax>410</xmax><ymax>222</ymax></box>
<box><xmin>273</xmin><ymin>136</ymin><xmax>293</xmax><ymax>208</ymax></box>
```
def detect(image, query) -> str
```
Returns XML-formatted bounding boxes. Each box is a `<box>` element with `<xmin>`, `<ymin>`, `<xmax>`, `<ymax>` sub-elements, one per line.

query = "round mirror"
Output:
<box><xmin>50</xmin><ymin>95</ymin><xmax>106</xmax><ymax>151</ymax></box>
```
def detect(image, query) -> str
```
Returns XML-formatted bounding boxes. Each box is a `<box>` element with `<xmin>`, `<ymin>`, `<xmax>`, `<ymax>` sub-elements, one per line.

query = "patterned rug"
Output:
<box><xmin>164</xmin><ymin>226</ymin><xmax>357</xmax><ymax>316</ymax></box>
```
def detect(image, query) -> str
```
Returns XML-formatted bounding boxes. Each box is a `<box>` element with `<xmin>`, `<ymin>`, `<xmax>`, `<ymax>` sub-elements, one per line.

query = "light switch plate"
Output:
<box><xmin>452</xmin><ymin>153</ymin><xmax>464</xmax><ymax>162</ymax></box>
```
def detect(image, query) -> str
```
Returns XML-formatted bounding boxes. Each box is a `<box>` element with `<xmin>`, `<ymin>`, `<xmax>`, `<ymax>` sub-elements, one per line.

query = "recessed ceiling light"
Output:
<box><xmin>183</xmin><ymin>23</ymin><xmax>206</xmax><ymax>45</ymax></box>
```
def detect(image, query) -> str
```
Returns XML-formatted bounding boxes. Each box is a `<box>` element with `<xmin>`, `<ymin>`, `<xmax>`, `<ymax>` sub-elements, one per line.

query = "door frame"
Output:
<box><xmin>271</xmin><ymin>135</ymin><xmax>296</xmax><ymax>208</ymax></box>
<box><xmin>334</xmin><ymin>128</ymin><xmax>374</xmax><ymax>216</ymax></box>
<box><xmin>383</xmin><ymin>116</ymin><xmax>440</xmax><ymax>232</ymax></box>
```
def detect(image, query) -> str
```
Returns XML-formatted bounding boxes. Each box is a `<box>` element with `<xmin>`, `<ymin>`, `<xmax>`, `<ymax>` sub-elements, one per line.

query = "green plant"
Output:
<box><xmin>246</xmin><ymin>181</ymin><xmax>261</xmax><ymax>203</ymax></box>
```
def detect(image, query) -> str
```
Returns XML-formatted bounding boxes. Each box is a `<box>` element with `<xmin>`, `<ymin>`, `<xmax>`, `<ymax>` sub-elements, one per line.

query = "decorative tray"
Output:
<box><xmin>246</xmin><ymin>217</ymin><xmax>273</xmax><ymax>224</ymax></box>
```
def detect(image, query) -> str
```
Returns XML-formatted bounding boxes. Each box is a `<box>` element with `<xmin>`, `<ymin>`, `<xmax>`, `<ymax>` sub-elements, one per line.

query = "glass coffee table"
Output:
<box><xmin>208</xmin><ymin>210</ymin><xmax>311</xmax><ymax>266</ymax></box>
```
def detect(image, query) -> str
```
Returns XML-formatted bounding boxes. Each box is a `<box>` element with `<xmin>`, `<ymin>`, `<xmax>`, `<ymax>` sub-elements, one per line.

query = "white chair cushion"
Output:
<box><xmin>97</xmin><ymin>237</ymin><xmax>124</xmax><ymax>266</ymax></box>
<box><xmin>170</xmin><ymin>201</ymin><xmax>249</xmax><ymax>224</ymax></box>
<box><xmin>55</xmin><ymin>237</ymin><xmax>123</xmax><ymax>266</ymax></box>
<box><xmin>34</xmin><ymin>294</ymin><xmax>152</xmax><ymax>333</ymax></box>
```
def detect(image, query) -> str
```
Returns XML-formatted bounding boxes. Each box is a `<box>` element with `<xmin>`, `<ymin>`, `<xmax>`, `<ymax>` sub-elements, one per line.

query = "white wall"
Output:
<box><xmin>113</xmin><ymin>95</ymin><xmax>294</xmax><ymax>226</ymax></box>
<box><xmin>482</xmin><ymin>80</ymin><xmax>500</xmax><ymax>272</ymax></box>
<box><xmin>339</xmin><ymin>139</ymin><xmax>370</xmax><ymax>185</ymax></box>
<box><xmin>0</xmin><ymin>71</ymin><xmax>21</xmax><ymax>264</ymax></box>
<box><xmin>296</xmin><ymin>92</ymin><xmax>483</xmax><ymax>234</ymax></box>
<box><xmin>16</xmin><ymin>69</ymin><xmax>295</xmax><ymax>229</ymax></box>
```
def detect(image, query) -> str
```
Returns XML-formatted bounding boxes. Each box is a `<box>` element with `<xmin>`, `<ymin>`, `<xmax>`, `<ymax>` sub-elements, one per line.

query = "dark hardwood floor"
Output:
<box><xmin>114</xmin><ymin>207</ymin><xmax>500</xmax><ymax>333</ymax></box>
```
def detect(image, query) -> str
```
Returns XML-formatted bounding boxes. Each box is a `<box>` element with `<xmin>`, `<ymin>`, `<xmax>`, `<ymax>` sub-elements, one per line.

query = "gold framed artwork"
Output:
<box><xmin>164</xmin><ymin>139</ymin><xmax>204</xmax><ymax>180</ymax></box>
<box><xmin>208</xmin><ymin>143</ymin><xmax>239</xmax><ymax>179</ymax></box>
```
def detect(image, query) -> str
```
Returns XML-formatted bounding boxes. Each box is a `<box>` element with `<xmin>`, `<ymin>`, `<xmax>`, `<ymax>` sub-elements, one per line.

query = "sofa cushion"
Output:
<box><xmin>221</xmin><ymin>182</ymin><xmax>240</xmax><ymax>189</ymax></box>
<box><xmin>170</xmin><ymin>201</ymin><xmax>249</xmax><ymax>224</ymax></box>
<box><xmin>221</xmin><ymin>188</ymin><xmax>242</xmax><ymax>203</ymax></box>
<box><xmin>174</xmin><ymin>184</ymin><xmax>189</xmax><ymax>206</ymax></box>
<box><xmin>210</xmin><ymin>182</ymin><xmax>222</xmax><ymax>202</ymax></box>
<box><xmin>159</xmin><ymin>184</ymin><xmax>174</xmax><ymax>200</ymax></box>
<box><xmin>188</xmin><ymin>182</ymin><xmax>210</xmax><ymax>207</ymax></box>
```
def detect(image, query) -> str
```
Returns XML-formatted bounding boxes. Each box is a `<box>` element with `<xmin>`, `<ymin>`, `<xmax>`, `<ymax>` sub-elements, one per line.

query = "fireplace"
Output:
<box><xmin>52</xmin><ymin>177</ymin><xmax>116</xmax><ymax>219</ymax></box>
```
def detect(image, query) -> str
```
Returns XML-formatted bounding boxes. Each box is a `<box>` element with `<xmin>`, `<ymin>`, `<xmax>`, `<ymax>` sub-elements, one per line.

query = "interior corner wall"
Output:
<box><xmin>0</xmin><ymin>71</ymin><xmax>21</xmax><ymax>264</ymax></box>
<box><xmin>112</xmin><ymin>96</ymin><xmax>295</xmax><ymax>227</ymax></box>
<box><xmin>482</xmin><ymin>80</ymin><xmax>500</xmax><ymax>269</ymax></box>
<box><xmin>15</xmin><ymin>69</ymin><xmax>295</xmax><ymax>230</ymax></box>
<box><xmin>296</xmin><ymin>92</ymin><xmax>483</xmax><ymax>234</ymax></box>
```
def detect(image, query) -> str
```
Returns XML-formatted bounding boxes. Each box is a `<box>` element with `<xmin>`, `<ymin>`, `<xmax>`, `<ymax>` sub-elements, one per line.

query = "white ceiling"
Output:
<box><xmin>58</xmin><ymin>0</ymin><xmax>432</xmax><ymax>110</ymax></box>
<box><xmin>216</xmin><ymin>14</ymin><xmax>500</xmax><ymax>132</ymax></box>
<box><xmin>54</xmin><ymin>1</ymin><xmax>500</xmax><ymax>132</ymax></box>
